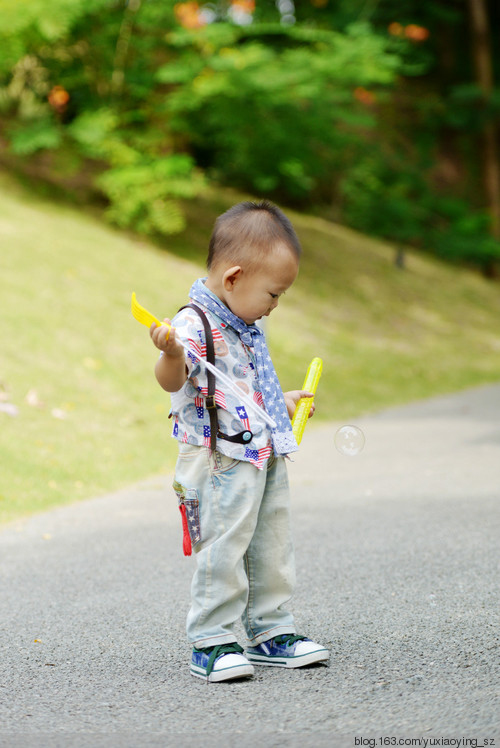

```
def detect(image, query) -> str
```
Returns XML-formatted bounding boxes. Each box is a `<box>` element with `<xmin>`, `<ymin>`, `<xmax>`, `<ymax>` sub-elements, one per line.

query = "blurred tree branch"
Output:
<box><xmin>111</xmin><ymin>0</ymin><xmax>142</xmax><ymax>96</ymax></box>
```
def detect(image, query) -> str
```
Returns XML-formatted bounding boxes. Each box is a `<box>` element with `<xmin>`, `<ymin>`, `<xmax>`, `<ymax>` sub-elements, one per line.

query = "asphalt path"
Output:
<box><xmin>1</xmin><ymin>384</ymin><xmax>499</xmax><ymax>747</ymax></box>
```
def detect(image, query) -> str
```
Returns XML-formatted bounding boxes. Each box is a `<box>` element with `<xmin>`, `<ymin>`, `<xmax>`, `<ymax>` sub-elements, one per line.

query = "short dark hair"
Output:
<box><xmin>207</xmin><ymin>200</ymin><xmax>302</xmax><ymax>270</ymax></box>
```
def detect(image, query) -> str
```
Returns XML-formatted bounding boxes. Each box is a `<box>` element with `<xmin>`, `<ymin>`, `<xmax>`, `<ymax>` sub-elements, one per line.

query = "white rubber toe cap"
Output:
<box><xmin>191</xmin><ymin>651</ymin><xmax>255</xmax><ymax>682</ymax></box>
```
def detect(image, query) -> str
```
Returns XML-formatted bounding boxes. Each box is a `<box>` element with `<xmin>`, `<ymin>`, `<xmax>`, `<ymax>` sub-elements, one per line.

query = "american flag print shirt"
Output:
<box><xmin>168</xmin><ymin>306</ymin><xmax>273</xmax><ymax>470</ymax></box>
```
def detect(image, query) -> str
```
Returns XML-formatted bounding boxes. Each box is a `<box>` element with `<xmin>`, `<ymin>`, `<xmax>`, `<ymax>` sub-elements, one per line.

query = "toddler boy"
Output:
<box><xmin>150</xmin><ymin>201</ymin><xmax>329</xmax><ymax>682</ymax></box>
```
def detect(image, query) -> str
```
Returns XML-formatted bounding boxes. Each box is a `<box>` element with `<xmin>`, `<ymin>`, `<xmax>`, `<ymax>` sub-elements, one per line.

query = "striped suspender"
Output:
<box><xmin>178</xmin><ymin>303</ymin><xmax>218</xmax><ymax>452</ymax></box>
<box><xmin>178</xmin><ymin>304</ymin><xmax>254</xmax><ymax>452</ymax></box>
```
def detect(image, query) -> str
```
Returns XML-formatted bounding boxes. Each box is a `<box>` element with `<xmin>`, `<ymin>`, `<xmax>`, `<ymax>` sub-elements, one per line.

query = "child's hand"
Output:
<box><xmin>284</xmin><ymin>390</ymin><xmax>315</xmax><ymax>421</ymax></box>
<box><xmin>149</xmin><ymin>319</ymin><xmax>185</xmax><ymax>359</ymax></box>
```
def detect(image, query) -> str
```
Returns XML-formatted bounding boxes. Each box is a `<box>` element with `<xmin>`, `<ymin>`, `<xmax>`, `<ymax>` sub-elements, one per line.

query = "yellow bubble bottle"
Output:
<box><xmin>291</xmin><ymin>357</ymin><xmax>323</xmax><ymax>445</ymax></box>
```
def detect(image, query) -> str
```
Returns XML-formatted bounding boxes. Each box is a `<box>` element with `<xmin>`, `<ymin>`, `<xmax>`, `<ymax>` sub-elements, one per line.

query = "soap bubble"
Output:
<box><xmin>334</xmin><ymin>425</ymin><xmax>365</xmax><ymax>456</ymax></box>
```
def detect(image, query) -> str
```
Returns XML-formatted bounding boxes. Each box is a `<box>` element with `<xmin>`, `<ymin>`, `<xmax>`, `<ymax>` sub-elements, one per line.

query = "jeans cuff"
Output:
<box><xmin>246</xmin><ymin>625</ymin><xmax>296</xmax><ymax>648</ymax></box>
<box><xmin>191</xmin><ymin>633</ymin><xmax>238</xmax><ymax>649</ymax></box>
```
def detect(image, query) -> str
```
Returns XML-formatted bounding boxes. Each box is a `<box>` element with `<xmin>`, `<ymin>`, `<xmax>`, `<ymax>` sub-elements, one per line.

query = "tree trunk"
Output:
<box><xmin>467</xmin><ymin>0</ymin><xmax>500</xmax><ymax>275</ymax></box>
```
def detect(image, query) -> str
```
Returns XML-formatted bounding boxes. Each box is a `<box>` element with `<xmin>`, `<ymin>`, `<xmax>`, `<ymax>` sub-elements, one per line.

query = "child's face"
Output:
<box><xmin>221</xmin><ymin>244</ymin><xmax>299</xmax><ymax>325</ymax></box>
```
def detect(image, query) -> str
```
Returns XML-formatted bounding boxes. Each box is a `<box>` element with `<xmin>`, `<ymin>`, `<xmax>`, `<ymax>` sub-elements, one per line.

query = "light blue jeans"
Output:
<box><xmin>173</xmin><ymin>443</ymin><xmax>296</xmax><ymax>648</ymax></box>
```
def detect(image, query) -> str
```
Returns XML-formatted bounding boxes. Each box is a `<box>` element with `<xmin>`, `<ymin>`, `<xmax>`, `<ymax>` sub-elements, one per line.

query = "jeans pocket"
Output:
<box><xmin>211</xmin><ymin>450</ymin><xmax>240</xmax><ymax>475</ymax></box>
<box><xmin>173</xmin><ymin>481</ymin><xmax>202</xmax><ymax>554</ymax></box>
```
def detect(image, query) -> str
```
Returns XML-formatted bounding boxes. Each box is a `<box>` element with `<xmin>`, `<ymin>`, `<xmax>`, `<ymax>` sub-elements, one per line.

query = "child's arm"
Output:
<box><xmin>283</xmin><ymin>390</ymin><xmax>315</xmax><ymax>421</ymax></box>
<box><xmin>150</xmin><ymin>319</ymin><xmax>188</xmax><ymax>393</ymax></box>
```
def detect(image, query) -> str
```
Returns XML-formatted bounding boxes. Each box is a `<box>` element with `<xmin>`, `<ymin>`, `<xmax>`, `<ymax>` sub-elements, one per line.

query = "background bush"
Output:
<box><xmin>1</xmin><ymin>0</ymin><xmax>499</xmax><ymax>269</ymax></box>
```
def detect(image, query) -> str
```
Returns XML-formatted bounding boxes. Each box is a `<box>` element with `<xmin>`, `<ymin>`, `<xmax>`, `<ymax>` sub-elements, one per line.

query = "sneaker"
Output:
<box><xmin>191</xmin><ymin>642</ymin><xmax>254</xmax><ymax>682</ymax></box>
<box><xmin>246</xmin><ymin>634</ymin><xmax>329</xmax><ymax>668</ymax></box>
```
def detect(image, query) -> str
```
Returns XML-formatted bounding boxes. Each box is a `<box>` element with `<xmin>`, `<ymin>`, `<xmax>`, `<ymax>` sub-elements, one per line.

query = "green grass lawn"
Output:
<box><xmin>1</xmin><ymin>172</ymin><xmax>500</xmax><ymax>524</ymax></box>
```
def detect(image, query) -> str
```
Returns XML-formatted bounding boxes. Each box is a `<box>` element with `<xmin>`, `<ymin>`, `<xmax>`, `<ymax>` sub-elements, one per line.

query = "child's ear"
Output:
<box><xmin>222</xmin><ymin>265</ymin><xmax>242</xmax><ymax>291</ymax></box>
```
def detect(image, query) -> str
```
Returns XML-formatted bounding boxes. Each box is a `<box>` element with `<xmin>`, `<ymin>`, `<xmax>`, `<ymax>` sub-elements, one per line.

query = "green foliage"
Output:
<box><xmin>0</xmin><ymin>53</ymin><xmax>50</xmax><ymax>118</ymax></box>
<box><xmin>0</xmin><ymin>0</ymin><xmax>202</xmax><ymax>237</ymax></box>
<box><xmin>66</xmin><ymin>107</ymin><xmax>203</xmax><ymax>234</ymax></box>
<box><xmin>8</xmin><ymin>117</ymin><xmax>61</xmax><ymax>154</ymax></box>
<box><xmin>445</xmin><ymin>84</ymin><xmax>500</xmax><ymax>131</ymax></box>
<box><xmin>341</xmin><ymin>154</ymin><xmax>429</xmax><ymax>244</ymax></box>
<box><xmin>0</xmin><ymin>0</ymin><xmax>499</xmax><ymax>267</ymax></box>
<box><xmin>67</xmin><ymin>108</ymin><xmax>119</xmax><ymax>152</ymax></box>
<box><xmin>0</xmin><ymin>0</ymin><xmax>110</xmax><ymax>70</ymax></box>
<box><xmin>429</xmin><ymin>199</ymin><xmax>500</xmax><ymax>265</ymax></box>
<box><xmin>341</xmin><ymin>142</ymin><xmax>500</xmax><ymax>265</ymax></box>
<box><xmin>96</xmin><ymin>155</ymin><xmax>204</xmax><ymax>235</ymax></box>
<box><xmin>164</xmin><ymin>22</ymin><xmax>398</xmax><ymax>200</ymax></box>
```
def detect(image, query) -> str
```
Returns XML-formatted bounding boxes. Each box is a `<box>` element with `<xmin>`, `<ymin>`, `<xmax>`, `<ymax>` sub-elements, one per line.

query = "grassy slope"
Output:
<box><xmin>1</xmin><ymin>173</ymin><xmax>500</xmax><ymax>523</ymax></box>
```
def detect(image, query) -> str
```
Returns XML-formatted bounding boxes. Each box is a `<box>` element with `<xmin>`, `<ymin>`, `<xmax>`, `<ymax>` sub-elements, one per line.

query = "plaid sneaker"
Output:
<box><xmin>191</xmin><ymin>642</ymin><xmax>254</xmax><ymax>682</ymax></box>
<box><xmin>246</xmin><ymin>634</ymin><xmax>329</xmax><ymax>668</ymax></box>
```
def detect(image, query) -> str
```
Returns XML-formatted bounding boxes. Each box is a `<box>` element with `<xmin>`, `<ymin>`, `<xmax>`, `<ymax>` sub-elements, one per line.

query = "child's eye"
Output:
<box><xmin>269</xmin><ymin>293</ymin><xmax>278</xmax><ymax>299</ymax></box>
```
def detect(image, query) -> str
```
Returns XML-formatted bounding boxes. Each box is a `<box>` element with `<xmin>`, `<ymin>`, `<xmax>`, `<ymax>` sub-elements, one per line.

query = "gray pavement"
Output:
<box><xmin>0</xmin><ymin>384</ymin><xmax>499</xmax><ymax>747</ymax></box>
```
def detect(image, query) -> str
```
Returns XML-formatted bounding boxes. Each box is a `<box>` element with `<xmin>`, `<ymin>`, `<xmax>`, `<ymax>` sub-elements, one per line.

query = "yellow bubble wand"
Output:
<box><xmin>291</xmin><ymin>357</ymin><xmax>323</xmax><ymax>445</ymax></box>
